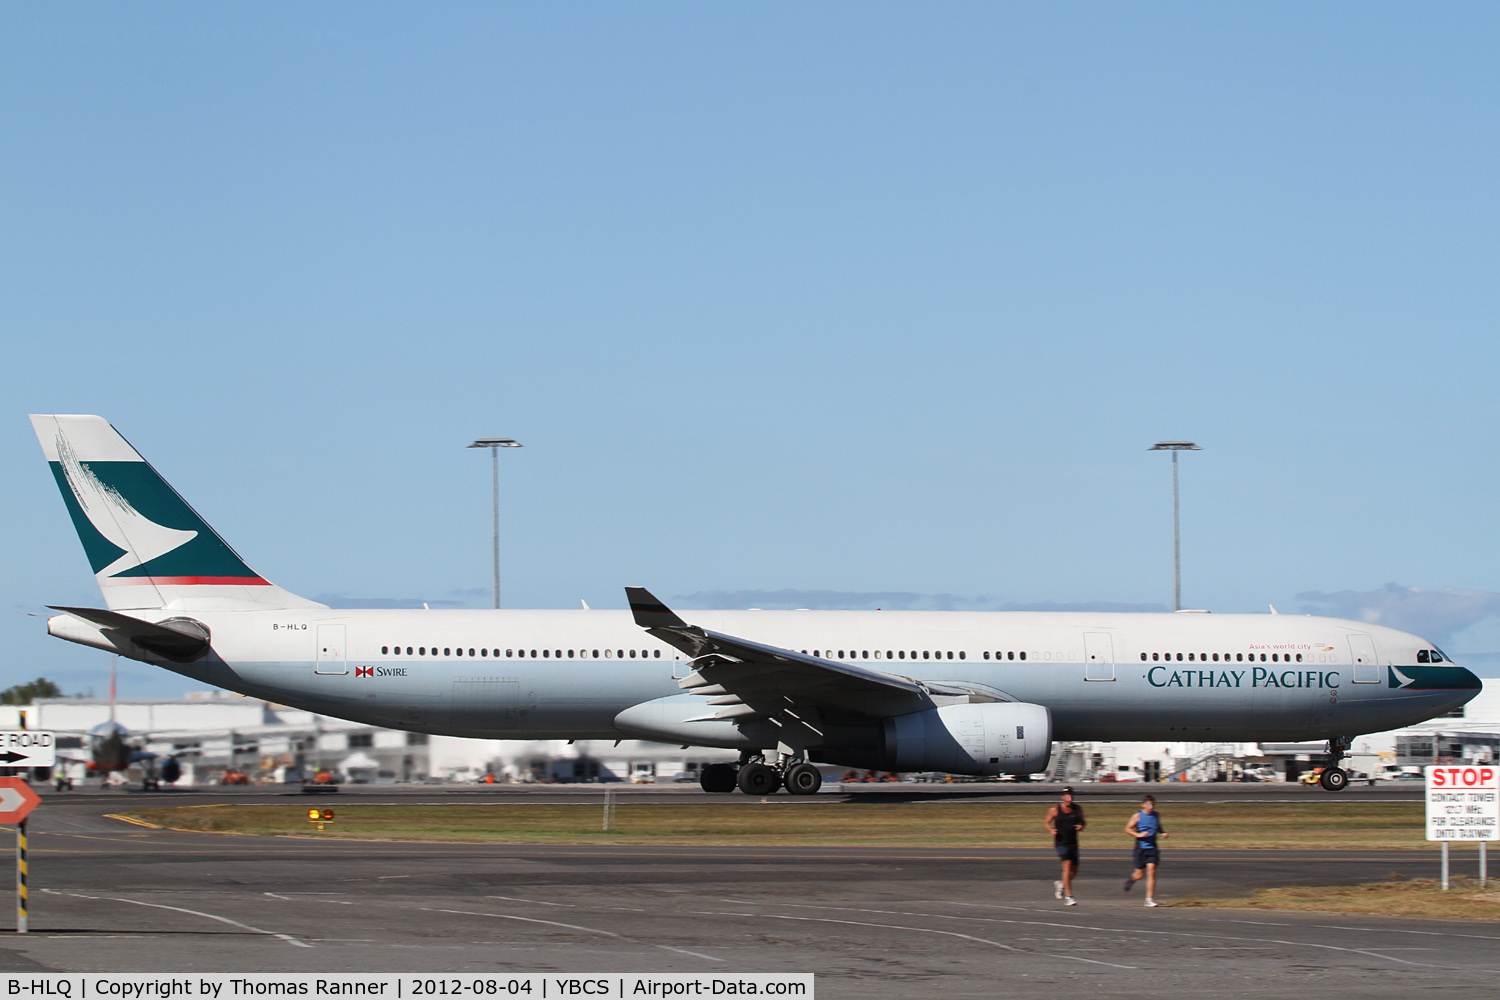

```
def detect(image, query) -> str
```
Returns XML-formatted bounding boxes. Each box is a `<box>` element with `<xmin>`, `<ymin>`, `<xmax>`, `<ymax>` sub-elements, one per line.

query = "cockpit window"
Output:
<box><xmin>1418</xmin><ymin>650</ymin><xmax>1430</xmax><ymax>663</ymax></box>
<box><xmin>1431</xmin><ymin>649</ymin><xmax>1446</xmax><ymax>663</ymax></box>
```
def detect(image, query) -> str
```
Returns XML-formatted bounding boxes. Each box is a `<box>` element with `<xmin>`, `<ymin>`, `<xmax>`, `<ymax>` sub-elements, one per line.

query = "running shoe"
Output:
<box><xmin>1144</xmin><ymin>899</ymin><xmax>1158</xmax><ymax>907</ymax></box>
<box><xmin>1123</xmin><ymin>876</ymin><xmax>1134</xmax><ymax>892</ymax></box>
<box><xmin>1054</xmin><ymin>881</ymin><xmax>1063</xmax><ymax>899</ymax></box>
<box><xmin>1064</xmin><ymin>897</ymin><xmax>1077</xmax><ymax>906</ymax></box>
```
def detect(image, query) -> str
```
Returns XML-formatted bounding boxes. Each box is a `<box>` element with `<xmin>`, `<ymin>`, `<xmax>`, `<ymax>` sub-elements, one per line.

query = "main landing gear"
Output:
<box><xmin>1318</xmin><ymin>737</ymin><xmax>1354</xmax><ymax>792</ymax></box>
<box><xmin>698</xmin><ymin>756</ymin><xmax>824</xmax><ymax>796</ymax></box>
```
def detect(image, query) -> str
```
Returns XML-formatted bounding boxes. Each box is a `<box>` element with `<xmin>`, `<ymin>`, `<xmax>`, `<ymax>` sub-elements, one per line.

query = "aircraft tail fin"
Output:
<box><xmin>30</xmin><ymin>415</ymin><xmax>325</xmax><ymax>612</ymax></box>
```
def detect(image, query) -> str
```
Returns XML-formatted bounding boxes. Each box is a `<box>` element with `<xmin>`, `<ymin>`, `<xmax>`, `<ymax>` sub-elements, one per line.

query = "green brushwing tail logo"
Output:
<box><xmin>51</xmin><ymin>434</ymin><xmax>264</xmax><ymax>583</ymax></box>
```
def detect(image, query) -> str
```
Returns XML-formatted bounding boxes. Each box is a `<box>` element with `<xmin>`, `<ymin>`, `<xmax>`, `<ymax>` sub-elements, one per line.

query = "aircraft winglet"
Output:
<box><xmin>625</xmin><ymin>587</ymin><xmax>688</xmax><ymax>630</ymax></box>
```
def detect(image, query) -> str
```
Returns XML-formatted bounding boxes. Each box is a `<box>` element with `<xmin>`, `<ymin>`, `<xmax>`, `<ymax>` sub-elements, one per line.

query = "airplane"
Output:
<box><xmin>29</xmin><ymin>414</ymin><xmax>1481</xmax><ymax>795</ymax></box>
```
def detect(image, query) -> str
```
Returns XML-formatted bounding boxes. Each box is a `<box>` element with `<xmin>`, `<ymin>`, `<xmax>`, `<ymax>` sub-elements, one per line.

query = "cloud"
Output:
<box><xmin>1295</xmin><ymin>583</ymin><xmax>1500</xmax><ymax>644</ymax></box>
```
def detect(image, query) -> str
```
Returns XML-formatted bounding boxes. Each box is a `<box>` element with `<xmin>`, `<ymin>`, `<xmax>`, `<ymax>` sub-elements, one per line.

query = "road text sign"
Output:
<box><xmin>0</xmin><ymin>777</ymin><xmax>40</xmax><ymax>825</ymax></box>
<box><xmin>1426</xmin><ymin>765</ymin><xmax>1500</xmax><ymax>841</ymax></box>
<box><xmin>0</xmin><ymin>731</ymin><xmax>55</xmax><ymax>768</ymax></box>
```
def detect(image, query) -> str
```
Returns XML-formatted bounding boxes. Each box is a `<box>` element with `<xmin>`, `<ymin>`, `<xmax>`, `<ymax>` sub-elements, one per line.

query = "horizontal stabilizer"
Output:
<box><xmin>49</xmin><ymin>606</ymin><xmax>211</xmax><ymax>662</ymax></box>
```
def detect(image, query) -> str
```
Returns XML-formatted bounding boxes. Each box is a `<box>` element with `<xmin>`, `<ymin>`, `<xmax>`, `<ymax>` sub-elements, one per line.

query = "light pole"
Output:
<box><xmin>1148</xmin><ymin>441</ymin><xmax>1201</xmax><ymax>611</ymax></box>
<box><xmin>468</xmin><ymin>437</ymin><xmax>522</xmax><ymax>608</ymax></box>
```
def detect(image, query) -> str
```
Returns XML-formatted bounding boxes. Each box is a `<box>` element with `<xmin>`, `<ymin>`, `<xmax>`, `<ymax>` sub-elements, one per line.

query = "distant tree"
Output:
<box><xmin>0</xmin><ymin>678</ymin><xmax>63</xmax><ymax>705</ymax></box>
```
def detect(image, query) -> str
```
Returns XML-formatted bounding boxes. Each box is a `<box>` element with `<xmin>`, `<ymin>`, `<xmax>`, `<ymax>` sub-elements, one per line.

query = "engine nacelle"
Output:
<box><xmin>881</xmin><ymin>702</ymin><xmax>1052</xmax><ymax>776</ymax></box>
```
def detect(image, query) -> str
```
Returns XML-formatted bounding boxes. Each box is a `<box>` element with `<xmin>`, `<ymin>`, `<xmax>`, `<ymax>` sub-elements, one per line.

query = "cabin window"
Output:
<box><xmin>1295</xmin><ymin>653</ymin><xmax>1303</xmax><ymax>662</ymax></box>
<box><xmin>593</xmin><ymin>649</ymin><xmax>600</xmax><ymax>658</ymax></box>
<box><xmin>947</xmin><ymin>651</ymin><xmax>955</xmax><ymax>660</ymax></box>
<box><xmin>419</xmin><ymin>647</ymin><xmax>426</xmax><ymax>655</ymax></box>
<box><xmin>958</xmin><ymin>651</ymin><xmax>965</xmax><ymax>660</ymax></box>
<box><xmin>1018</xmin><ymin>651</ymin><xmax>1026</xmax><ymax>660</ymax></box>
<box><xmin>1187</xmin><ymin>653</ymin><xmax>1195</xmax><ymax>662</ymax></box>
<box><xmin>886</xmin><ymin>651</ymin><xmax>893</xmax><ymax>659</ymax></box>
<box><xmin>541</xmin><ymin>649</ymin><xmax>549</xmax><ymax>658</ymax></box>
<box><xmin>986</xmin><ymin>652</ymin><xmax>993</xmax><ymax>660</ymax></box>
<box><xmin>505</xmin><ymin>649</ymin><xmax>513</xmax><ymax>657</ymax></box>
<box><xmin>442</xmin><ymin>648</ymin><xmax>449</xmax><ymax>656</ymax></box>
<box><xmin>922</xmin><ymin>651</ymin><xmax>930</xmax><ymax>660</ymax></box>
<box><xmin>381</xmin><ymin>646</ymin><xmax>388</xmax><ymax>654</ymax></box>
<box><xmin>456</xmin><ymin>648</ymin><xmax>463</xmax><ymax>657</ymax></box>
<box><xmin>1211</xmin><ymin>653</ymin><xmax>1218</xmax><ymax>662</ymax></box>
<box><xmin>1235</xmin><ymin>653</ymin><xmax>1243</xmax><ymax>662</ymax></box>
<box><xmin>604</xmin><ymin>649</ymin><xmax>612</xmax><ymax>658</ymax></box>
<box><xmin>654</xmin><ymin>649</ymin><xmax>662</xmax><ymax>658</ymax></box>
<box><xmin>617</xmin><ymin>650</ymin><xmax>624</xmax><ymax>658</ymax></box>
<box><xmin>480</xmin><ymin>648</ymin><xmax>487</xmax><ymax>657</ymax></box>
<box><xmin>468</xmin><ymin>648</ymin><xmax>475</xmax><ymax>657</ymax></box>
<box><xmin>1260</xmin><ymin>653</ymin><xmax>1267</xmax><ymax>662</ymax></box>
<box><xmin>898</xmin><ymin>650</ymin><xmax>906</xmax><ymax>659</ymax></box>
<box><xmin>862</xmin><ymin>650</ymin><xmax>869</xmax><ymax>659</ymax></box>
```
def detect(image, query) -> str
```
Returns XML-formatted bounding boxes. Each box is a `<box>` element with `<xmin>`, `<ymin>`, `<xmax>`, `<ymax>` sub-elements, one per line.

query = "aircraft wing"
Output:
<box><xmin>626</xmin><ymin>587</ymin><xmax>939</xmax><ymax>722</ymax></box>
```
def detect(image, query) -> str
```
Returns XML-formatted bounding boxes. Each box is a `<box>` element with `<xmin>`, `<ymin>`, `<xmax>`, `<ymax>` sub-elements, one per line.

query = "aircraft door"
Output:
<box><xmin>1349</xmin><ymin>634</ymin><xmax>1381</xmax><ymax>684</ymax></box>
<box><xmin>315</xmin><ymin>624</ymin><xmax>347</xmax><ymax>675</ymax></box>
<box><xmin>1084</xmin><ymin>632</ymin><xmax>1116</xmax><ymax>681</ymax></box>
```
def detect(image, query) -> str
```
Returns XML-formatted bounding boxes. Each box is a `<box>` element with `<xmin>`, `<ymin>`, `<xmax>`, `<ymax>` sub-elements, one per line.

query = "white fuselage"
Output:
<box><xmin>51</xmin><ymin>607</ymin><xmax>1480</xmax><ymax>752</ymax></box>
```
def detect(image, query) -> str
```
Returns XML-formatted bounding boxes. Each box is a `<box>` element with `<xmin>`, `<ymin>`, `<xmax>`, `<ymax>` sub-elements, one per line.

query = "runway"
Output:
<box><xmin>0</xmin><ymin>785</ymin><xmax>1491</xmax><ymax>999</ymax></box>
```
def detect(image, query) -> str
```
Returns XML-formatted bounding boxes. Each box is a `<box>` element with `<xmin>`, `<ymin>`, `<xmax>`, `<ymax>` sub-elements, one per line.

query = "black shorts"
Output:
<box><xmin>1055</xmin><ymin>845</ymin><xmax>1079</xmax><ymax>865</ymax></box>
<box><xmin>1133</xmin><ymin>845</ymin><xmax>1160</xmax><ymax>869</ymax></box>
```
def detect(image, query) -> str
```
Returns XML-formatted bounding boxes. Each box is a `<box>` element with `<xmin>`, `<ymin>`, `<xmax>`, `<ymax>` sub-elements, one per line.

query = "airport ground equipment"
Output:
<box><xmin>308</xmin><ymin>807</ymin><xmax>335</xmax><ymax>832</ymax></box>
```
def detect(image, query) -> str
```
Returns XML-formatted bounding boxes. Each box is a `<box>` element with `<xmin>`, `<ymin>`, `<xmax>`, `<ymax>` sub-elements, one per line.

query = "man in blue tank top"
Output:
<box><xmin>1124</xmin><ymin>794</ymin><xmax>1167</xmax><ymax>906</ymax></box>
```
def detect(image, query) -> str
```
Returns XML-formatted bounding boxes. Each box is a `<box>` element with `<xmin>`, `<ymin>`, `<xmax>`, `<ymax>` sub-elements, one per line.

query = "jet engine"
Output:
<box><xmin>878</xmin><ymin>702</ymin><xmax>1052</xmax><ymax>776</ymax></box>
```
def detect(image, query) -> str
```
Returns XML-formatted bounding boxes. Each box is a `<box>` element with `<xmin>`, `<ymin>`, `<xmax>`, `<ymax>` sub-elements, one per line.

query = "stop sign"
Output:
<box><xmin>0</xmin><ymin>777</ymin><xmax>40</xmax><ymax>824</ymax></box>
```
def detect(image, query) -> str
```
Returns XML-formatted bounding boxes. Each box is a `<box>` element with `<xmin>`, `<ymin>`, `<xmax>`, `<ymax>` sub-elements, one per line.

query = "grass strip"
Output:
<box><xmin>116</xmin><ymin>800</ymin><xmax>1438</xmax><ymax>850</ymax></box>
<box><xmin>1173</xmin><ymin>876</ymin><xmax>1500</xmax><ymax>920</ymax></box>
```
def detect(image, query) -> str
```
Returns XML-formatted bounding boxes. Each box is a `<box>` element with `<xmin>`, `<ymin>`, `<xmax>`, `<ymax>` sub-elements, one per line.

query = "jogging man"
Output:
<box><xmin>1124</xmin><ymin>794</ymin><xmax>1168</xmax><ymax>906</ymax></box>
<box><xmin>1044</xmin><ymin>786</ymin><xmax>1085</xmax><ymax>905</ymax></box>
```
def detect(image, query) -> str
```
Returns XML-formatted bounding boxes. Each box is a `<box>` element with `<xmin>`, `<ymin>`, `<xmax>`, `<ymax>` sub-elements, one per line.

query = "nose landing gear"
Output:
<box><xmin>1319</xmin><ymin>736</ymin><xmax>1354</xmax><ymax>792</ymax></box>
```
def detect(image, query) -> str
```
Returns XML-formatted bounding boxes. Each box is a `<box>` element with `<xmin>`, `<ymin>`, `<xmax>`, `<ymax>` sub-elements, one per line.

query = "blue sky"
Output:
<box><xmin>5</xmin><ymin>4</ymin><xmax>1500</xmax><ymax>697</ymax></box>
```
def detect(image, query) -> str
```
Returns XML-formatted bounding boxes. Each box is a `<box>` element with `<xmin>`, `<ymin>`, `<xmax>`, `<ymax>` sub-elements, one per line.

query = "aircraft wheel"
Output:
<box><xmin>699</xmin><ymin>763</ymin><xmax>738</xmax><ymax>794</ymax></box>
<box><xmin>784</xmin><ymin>762</ymin><xmax>823</xmax><ymax>796</ymax></box>
<box><xmin>737</xmin><ymin>762</ymin><xmax>781</xmax><ymax>795</ymax></box>
<box><xmin>1319</xmin><ymin>767</ymin><xmax>1349</xmax><ymax>792</ymax></box>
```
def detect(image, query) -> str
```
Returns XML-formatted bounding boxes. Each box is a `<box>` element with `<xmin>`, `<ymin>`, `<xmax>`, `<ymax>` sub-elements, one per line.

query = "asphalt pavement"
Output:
<box><xmin>0</xmin><ymin>782</ymin><xmax>1489</xmax><ymax>1000</ymax></box>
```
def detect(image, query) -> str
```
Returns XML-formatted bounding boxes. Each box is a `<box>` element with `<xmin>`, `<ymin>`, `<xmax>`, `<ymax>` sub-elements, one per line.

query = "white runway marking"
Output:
<box><xmin>694</xmin><ymin>908</ymin><xmax>1137</xmax><ymax>969</ymax></box>
<box><xmin>422</xmin><ymin>906</ymin><xmax>622</xmax><ymax>938</ymax></box>
<box><xmin>56</xmin><ymin>891</ymin><xmax>312</xmax><ymax>948</ymax></box>
<box><xmin>657</xmin><ymin>945</ymin><xmax>724</xmax><ymax>961</ymax></box>
<box><xmin>901</xmin><ymin>899</ymin><xmax>1500</xmax><ymax>974</ymax></box>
